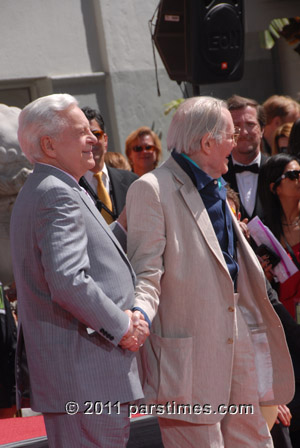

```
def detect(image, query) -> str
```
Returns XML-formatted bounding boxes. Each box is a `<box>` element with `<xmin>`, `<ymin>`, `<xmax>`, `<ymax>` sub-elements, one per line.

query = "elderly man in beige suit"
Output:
<box><xmin>126</xmin><ymin>97</ymin><xmax>294</xmax><ymax>448</ymax></box>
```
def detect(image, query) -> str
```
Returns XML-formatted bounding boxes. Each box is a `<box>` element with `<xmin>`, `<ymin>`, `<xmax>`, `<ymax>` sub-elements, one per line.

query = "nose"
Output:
<box><xmin>89</xmin><ymin>130</ymin><xmax>98</xmax><ymax>144</ymax></box>
<box><xmin>238</xmin><ymin>125</ymin><xmax>248</xmax><ymax>136</ymax></box>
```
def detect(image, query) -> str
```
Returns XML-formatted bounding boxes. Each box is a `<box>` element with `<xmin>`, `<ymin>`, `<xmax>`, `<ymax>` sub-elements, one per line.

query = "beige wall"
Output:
<box><xmin>0</xmin><ymin>0</ymin><xmax>299</xmax><ymax>157</ymax></box>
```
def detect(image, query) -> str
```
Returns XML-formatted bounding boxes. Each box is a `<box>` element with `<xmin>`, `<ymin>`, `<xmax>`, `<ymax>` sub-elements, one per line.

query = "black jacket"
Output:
<box><xmin>79</xmin><ymin>166</ymin><xmax>138</xmax><ymax>219</ymax></box>
<box><xmin>223</xmin><ymin>153</ymin><xmax>268</xmax><ymax>221</ymax></box>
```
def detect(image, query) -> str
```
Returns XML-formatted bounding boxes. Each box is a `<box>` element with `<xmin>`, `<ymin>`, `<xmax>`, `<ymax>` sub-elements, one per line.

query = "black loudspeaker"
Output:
<box><xmin>153</xmin><ymin>0</ymin><xmax>244</xmax><ymax>84</ymax></box>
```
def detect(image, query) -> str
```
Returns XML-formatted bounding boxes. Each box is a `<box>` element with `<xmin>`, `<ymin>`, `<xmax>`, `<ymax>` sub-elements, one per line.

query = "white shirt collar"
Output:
<box><xmin>83</xmin><ymin>163</ymin><xmax>110</xmax><ymax>193</ymax></box>
<box><xmin>232</xmin><ymin>152</ymin><xmax>261</xmax><ymax>167</ymax></box>
<box><xmin>37</xmin><ymin>162</ymin><xmax>79</xmax><ymax>184</ymax></box>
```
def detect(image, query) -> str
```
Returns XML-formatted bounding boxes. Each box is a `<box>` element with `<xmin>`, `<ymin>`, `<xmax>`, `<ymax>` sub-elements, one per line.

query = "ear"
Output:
<box><xmin>103</xmin><ymin>133</ymin><xmax>108</xmax><ymax>153</ymax></box>
<box><xmin>40</xmin><ymin>136</ymin><xmax>56</xmax><ymax>158</ymax></box>
<box><xmin>201</xmin><ymin>133</ymin><xmax>212</xmax><ymax>155</ymax></box>
<box><xmin>269</xmin><ymin>182</ymin><xmax>276</xmax><ymax>194</ymax></box>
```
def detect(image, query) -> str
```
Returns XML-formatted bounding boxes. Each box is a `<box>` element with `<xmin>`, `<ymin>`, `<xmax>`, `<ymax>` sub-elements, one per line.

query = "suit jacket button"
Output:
<box><xmin>228</xmin><ymin>306</ymin><xmax>234</xmax><ymax>312</ymax></box>
<box><xmin>227</xmin><ymin>338</ymin><xmax>234</xmax><ymax>344</ymax></box>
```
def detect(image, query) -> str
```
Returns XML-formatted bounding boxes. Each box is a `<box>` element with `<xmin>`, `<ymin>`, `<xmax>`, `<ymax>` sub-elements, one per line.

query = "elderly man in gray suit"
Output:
<box><xmin>10</xmin><ymin>93</ymin><xmax>149</xmax><ymax>448</ymax></box>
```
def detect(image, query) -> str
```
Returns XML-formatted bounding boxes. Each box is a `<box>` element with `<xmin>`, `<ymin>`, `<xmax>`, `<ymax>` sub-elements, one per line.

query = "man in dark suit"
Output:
<box><xmin>223</xmin><ymin>95</ymin><xmax>268</xmax><ymax>221</ymax></box>
<box><xmin>79</xmin><ymin>107</ymin><xmax>137</xmax><ymax>224</ymax></box>
<box><xmin>10</xmin><ymin>94</ymin><xmax>149</xmax><ymax>447</ymax></box>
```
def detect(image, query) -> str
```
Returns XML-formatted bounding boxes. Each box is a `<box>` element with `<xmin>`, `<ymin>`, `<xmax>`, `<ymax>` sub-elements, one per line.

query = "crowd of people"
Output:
<box><xmin>1</xmin><ymin>91</ymin><xmax>300</xmax><ymax>448</ymax></box>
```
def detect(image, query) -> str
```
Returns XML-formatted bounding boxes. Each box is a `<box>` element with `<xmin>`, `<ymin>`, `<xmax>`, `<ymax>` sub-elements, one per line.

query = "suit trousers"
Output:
<box><xmin>43</xmin><ymin>404</ymin><xmax>130</xmax><ymax>448</ymax></box>
<box><xmin>159</xmin><ymin>301</ymin><xmax>273</xmax><ymax>448</ymax></box>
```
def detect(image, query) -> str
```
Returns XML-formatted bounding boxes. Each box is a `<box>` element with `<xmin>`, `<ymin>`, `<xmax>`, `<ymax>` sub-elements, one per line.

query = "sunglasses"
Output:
<box><xmin>92</xmin><ymin>130</ymin><xmax>104</xmax><ymax>139</ymax></box>
<box><xmin>273</xmin><ymin>170</ymin><xmax>300</xmax><ymax>191</ymax></box>
<box><xmin>132</xmin><ymin>145</ymin><xmax>155</xmax><ymax>153</ymax></box>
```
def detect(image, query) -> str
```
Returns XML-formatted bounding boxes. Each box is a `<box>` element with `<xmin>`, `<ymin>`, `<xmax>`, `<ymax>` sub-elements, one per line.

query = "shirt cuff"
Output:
<box><xmin>132</xmin><ymin>307</ymin><xmax>151</xmax><ymax>329</ymax></box>
<box><xmin>121</xmin><ymin>314</ymin><xmax>131</xmax><ymax>339</ymax></box>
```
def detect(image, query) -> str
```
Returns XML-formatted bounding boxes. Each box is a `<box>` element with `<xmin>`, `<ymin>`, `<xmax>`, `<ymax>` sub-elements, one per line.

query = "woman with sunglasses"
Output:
<box><xmin>258</xmin><ymin>154</ymin><xmax>300</xmax><ymax>315</ymax></box>
<box><xmin>259</xmin><ymin>153</ymin><xmax>300</xmax><ymax>447</ymax></box>
<box><xmin>125</xmin><ymin>126</ymin><xmax>162</xmax><ymax>176</ymax></box>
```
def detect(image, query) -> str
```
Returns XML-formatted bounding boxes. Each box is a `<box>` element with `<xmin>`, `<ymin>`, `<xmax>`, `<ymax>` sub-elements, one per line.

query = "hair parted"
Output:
<box><xmin>81</xmin><ymin>106</ymin><xmax>105</xmax><ymax>132</ymax></box>
<box><xmin>166</xmin><ymin>96</ymin><xmax>228</xmax><ymax>156</ymax></box>
<box><xmin>227</xmin><ymin>94</ymin><xmax>266</xmax><ymax>129</ymax></box>
<box><xmin>125</xmin><ymin>126</ymin><xmax>162</xmax><ymax>168</ymax></box>
<box><xmin>18</xmin><ymin>93</ymin><xmax>78</xmax><ymax>163</ymax></box>
<box><xmin>105</xmin><ymin>151</ymin><xmax>131</xmax><ymax>171</ymax></box>
<box><xmin>263</xmin><ymin>95</ymin><xmax>300</xmax><ymax>124</ymax></box>
<box><xmin>258</xmin><ymin>153</ymin><xmax>299</xmax><ymax>239</ymax></box>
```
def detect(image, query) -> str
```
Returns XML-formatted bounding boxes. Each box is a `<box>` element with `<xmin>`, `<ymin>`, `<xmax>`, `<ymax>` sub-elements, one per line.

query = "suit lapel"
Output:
<box><xmin>253</xmin><ymin>153</ymin><xmax>269</xmax><ymax>220</ymax></box>
<box><xmin>76</xmin><ymin>189</ymin><xmax>126</xmax><ymax>255</ymax></box>
<box><xmin>33</xmin><ymin>164</ymin><xmax>134</xmax><ymax>276</ymax></box>
<box><xmin>76</xmin><ymin>188</ymin><xmax>136</xmax><ymax>279</ymax></box>
<box><xmin>223</xmin><ymin>156</ymin><xmax>252</xmax><ymax>219</ymax></box>
<box><xmin>165</xmin><ymin>158</ymin><xmax>230</xmax><ymax>276</ymax></box>
<box><xmin>107</xmin><ymin>167</ymin><xmax>124</xmax><ymax>216</ymax></box>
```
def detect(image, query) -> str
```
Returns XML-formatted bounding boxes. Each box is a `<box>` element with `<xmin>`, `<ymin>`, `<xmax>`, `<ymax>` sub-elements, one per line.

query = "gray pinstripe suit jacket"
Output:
<box><xmin>10</xmin><ymin>163</ymin><xmax>143</xmax><ymax>413</ymax></box>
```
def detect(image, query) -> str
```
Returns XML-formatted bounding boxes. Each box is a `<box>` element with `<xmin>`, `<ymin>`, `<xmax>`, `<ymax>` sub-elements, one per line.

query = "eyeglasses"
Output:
<box><xmin>273</xmin><ymin>170</ymin><xmax>300</xmax><ymax>191</ymax></box>
<box><xmin>132</xmin><ymin>145</ymin><xmax>155</xmax><ymax>153</ymax></box>
<box><xmin>92</xmin><ymin>130</ymin><xmax>104</xmax><ymax>140</ymax></box>
<box><xmin>238</xmin><ymin>122</ymin><xmax>260</xmax><ymax>132</ymax></box>
<box><xmin>223</xmin><ymin>127</ymin><xmax>241</xmax><ymax>143</ymax></box>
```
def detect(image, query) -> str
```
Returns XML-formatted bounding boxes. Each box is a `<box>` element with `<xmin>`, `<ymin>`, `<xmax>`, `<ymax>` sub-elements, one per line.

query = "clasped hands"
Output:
<box><xmin>119</xmin><ymin>310</ymin><xmax>150</xmax><ymax>352</ymax></box>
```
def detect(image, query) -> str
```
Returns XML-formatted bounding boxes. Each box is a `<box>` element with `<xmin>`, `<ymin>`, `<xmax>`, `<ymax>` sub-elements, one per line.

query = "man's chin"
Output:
<box><xmin>86</xmin><ymin>159</ymin><xmax>95</xmax><ymax>170</ymax></box>
<box><xmin>221</xmin><ymin>164</ymin><xmax>229</xmax><ymax>176</ymax></box>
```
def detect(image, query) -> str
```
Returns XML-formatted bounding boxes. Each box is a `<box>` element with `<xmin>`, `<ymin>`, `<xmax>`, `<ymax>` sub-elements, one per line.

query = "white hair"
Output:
<box><xmin>18</xmin><ymin>93</ymin><xmax>78</xmax><ymax>163</ymax></box>
<box><xmin>167</xmin><ymin>96</ymin><xmax>228</xmax><ymax>155</ymax></box>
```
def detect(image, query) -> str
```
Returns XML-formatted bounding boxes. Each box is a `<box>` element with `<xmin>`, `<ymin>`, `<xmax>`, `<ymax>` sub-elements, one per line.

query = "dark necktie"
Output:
<box><xmin>233</xmin><ymin>163</ymin><xmax>259</xmax><ymax>174</ymax></box>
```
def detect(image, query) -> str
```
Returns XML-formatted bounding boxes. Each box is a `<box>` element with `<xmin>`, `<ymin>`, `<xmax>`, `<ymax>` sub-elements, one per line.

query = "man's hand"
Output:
<box><xmin>119</xmin><ymin>310</ymin><xmax>149</xmax><ymax>351</ymax></box>
<box><xmin>276</xmin><ymin>404</ymin><xmax>292</xmax><ymax>426</ymax></box>
<box><xmin>258</xmin><ymin>254</ymin><xmax>274</xmax><ymax>283</ymax></box>
<box><xmin>239</xmin><ymin>218</ymin><xmax>250</xmax><ymax>241</ymax></box>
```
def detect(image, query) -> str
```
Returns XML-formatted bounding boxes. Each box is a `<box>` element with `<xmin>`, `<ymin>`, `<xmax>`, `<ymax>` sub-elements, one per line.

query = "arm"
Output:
<box><xmin>36</xmin><ymin>186</ymin><xmax>130</xmax><ymax>346</ymax></box>
<box><xmin>119</xmin><ymin>310</ymin><xmax>150</xmax><ymax>350</ymax></box>
<box><xmin>126</xmin><ymin>177</ymin><xmax>166</xmax><ymax>323</ymax></box>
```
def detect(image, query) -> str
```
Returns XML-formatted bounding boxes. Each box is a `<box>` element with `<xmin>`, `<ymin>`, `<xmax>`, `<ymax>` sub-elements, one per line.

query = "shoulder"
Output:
<box><xmin>127</xmin><ymin>162</ymin><xmax>181</xmax><ymax>203</ymax></box>
<box><xmin>23</xmin><ymin>172</ymin><xmax>81</xmax><ymax>216</ymax></box>
<box><xmin>260</xmin><ymin>152</ymin><xmax>269</xmax><ymax>166</ymax></box>
<box><xmin>107</xmin><ymin>166</ymin><xmax>138</xmax><ymax>183</ymax></box>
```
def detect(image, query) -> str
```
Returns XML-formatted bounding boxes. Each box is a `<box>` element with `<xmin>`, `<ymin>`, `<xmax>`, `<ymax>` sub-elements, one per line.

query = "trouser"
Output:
<box><xmin>158</xmin><ymin>304</ymin><xmax>273</xmax><ymax>448</ymax></box>
<box><xmin>43</xmin><ymin>403</ymin><xmax>130</xmax><ymax>448</ymax></box>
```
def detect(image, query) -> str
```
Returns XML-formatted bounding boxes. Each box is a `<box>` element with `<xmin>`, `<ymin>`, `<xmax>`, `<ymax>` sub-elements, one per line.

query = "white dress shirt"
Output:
<box><xmin>231</xmin><ymin>152</ymin><xmax>261</xmax><ymax>217</ymax></box>
<box><xmin>84</xmin><ymin>163</ymin><xmax>110</xmax><ymax>194</ymax></box>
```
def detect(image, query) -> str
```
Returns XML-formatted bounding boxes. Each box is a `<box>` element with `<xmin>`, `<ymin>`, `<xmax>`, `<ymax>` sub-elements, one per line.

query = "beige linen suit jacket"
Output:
<box><xmin>126</xmin><ymin>156</ymin><xmax>294</xmax><ymax>424</ymax></box>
